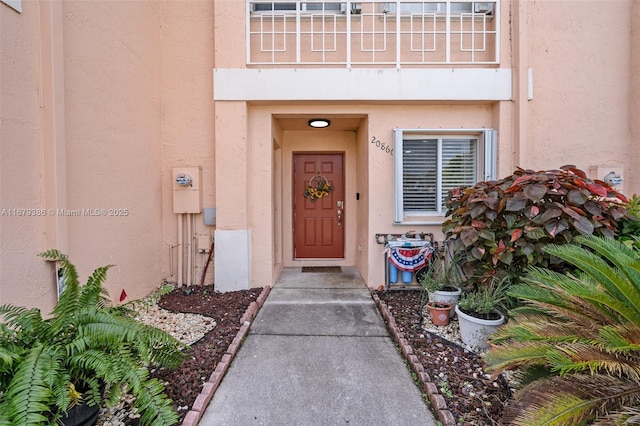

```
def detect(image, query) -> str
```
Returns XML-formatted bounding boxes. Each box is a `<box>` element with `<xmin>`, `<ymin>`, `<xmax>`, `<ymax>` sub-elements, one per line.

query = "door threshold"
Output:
<box><xmin>301</xmin><ymin>266</ymin><xmax>342</xmax><ymax>273</ymax></box>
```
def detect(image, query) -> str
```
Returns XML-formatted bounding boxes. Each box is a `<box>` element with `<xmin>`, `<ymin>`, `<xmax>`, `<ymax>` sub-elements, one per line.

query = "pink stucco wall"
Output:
<box><xmin>1</xmin><ymin>1</ymin><xmax>55</xmax><ymax>310</ymax></box>
<box><xmin>1</xmin><ymin>1</ymin><xmax>216</xmax><ymax>309</ymax></box>
<box><xmin>527</xmin><ymin>1</ymin><xmax>633</xmax><ymax>193</ymax></box>
<box><xmin>631</xmin><ymin>0</ymin><xmax>640</xmax><ymax>191</ymax></box>
<box><xmin>62</xmin><ymin>0</ymin><xmax>164</xmax><ymax>302</ymax></box>
<box><xmin>159</xmin><ymin>1</ymin><xmax>216</xmax><ymax>288</ymax></box>
<box><xmin>2</xmin><ymin>0</ymin><xmax>639</xmax><ymax>309</ymax></box>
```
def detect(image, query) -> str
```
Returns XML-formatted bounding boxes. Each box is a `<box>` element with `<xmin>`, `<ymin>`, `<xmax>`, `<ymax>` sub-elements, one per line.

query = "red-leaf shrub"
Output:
<box><xmin>443</xmin><ymin>165</ymin><xmax>629</xmax><ymax>285</ymax></box>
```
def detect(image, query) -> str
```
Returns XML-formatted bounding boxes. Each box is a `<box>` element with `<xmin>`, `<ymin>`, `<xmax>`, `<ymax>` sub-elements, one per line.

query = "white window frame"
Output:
<box><xmin>393</xmin><ymin>128</ymin><xmax>497</xmax><ymax>224</ymax></box>
<box><xmin>2</xmin><ymin>0</ymin><xmax>21</xmax><ymax>13</ymax></box>
<box><xmin>251</xmin><ymin>1</ymin><xmax>346</xmax><ymax>13</ymax></box>
<box><xmin>381</xmin><ymin>1</ymin><xmax>494</xmax><ymax>15</ymax></box>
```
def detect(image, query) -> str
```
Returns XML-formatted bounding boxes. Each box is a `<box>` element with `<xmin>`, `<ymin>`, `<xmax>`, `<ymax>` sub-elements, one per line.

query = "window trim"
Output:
<box><xmin>393</xmin><ymin>128</ymin><xmax>497</xmax><ymax>224</ymax></box>
<box><xmin>381</xmin><ymin>1</ymin><xmax>494</xmax><ymax>14</ymax></box>
<box><xmin>2</xmin><ymin>0</ymin><xmax>21</xmax><ymax>13</ymax></box>
<box><xmin>251</xmin><ymin>1</ymin><xmax>346</xmax><ymax>13</ymax></box>
<box><xmin>379</xmin><ymin>1</ymin><xmax>495</xmax><ymax>19</ymax></box>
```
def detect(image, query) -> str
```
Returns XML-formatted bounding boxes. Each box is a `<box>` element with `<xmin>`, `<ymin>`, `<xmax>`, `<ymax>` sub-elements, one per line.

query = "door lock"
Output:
<box><xmin>337</xmin><ymin>200</ymin><xmax>343</xmax><ymax>226</ymax></box>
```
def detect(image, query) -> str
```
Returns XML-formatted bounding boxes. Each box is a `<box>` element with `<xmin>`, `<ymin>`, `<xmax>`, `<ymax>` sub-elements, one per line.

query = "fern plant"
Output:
<box><xmin>484</xmin><ymin>236</ymin><xmax>640</xmax><ymax>425</ymax></box>
<box><xmin>0</xmin><ymin>250</ymin><xmax>186</xmax><ymax>426</ymax></box>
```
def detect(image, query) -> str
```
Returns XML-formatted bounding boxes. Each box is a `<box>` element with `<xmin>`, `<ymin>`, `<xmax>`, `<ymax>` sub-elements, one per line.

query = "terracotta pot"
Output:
<box><xmin>431</xmin><ymin>286</ymin><xmax>462</xmax><ymax>318</ymax></box>
<box><xmin>426</xmin><ymin>301</ymin><xmax>453</xmax><ymax>326</ymax></box>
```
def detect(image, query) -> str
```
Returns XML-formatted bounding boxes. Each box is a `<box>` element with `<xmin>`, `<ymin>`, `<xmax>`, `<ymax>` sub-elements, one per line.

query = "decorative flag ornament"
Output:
<box><xmin>386</xmin><ymin>246</ymin><xmax>434</xmax><ymax>272</ymax></box>
<box><xmin>119</xmin><ymin>289</ymin><xmax>128</xmax><ymax>302</ymax></box>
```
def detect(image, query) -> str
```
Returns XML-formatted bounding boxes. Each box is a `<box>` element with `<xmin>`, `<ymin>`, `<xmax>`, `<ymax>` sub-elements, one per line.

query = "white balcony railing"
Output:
<box><xmin>247</xmin><ymin>1</ymin><xmax>500</xmax><ymax>67</ymax></box>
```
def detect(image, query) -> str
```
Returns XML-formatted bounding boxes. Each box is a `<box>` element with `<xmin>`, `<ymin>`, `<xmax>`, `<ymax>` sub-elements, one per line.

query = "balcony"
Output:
<box><xmin>247</xmin><ymin>1</ymin><xmax>500</xmax><ymax>67</ymax></box>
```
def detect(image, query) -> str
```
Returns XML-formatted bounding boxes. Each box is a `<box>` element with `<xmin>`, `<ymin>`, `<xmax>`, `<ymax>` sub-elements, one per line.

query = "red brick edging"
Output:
<box><xmin>181</xmin><ymin>286</ymin><xmax>272</xmax><ymax>426</ymax></box>
<box><xmin>371</xmin><ymin>291</ymin><xmax>456</xmax><ymax>426</ymax></box>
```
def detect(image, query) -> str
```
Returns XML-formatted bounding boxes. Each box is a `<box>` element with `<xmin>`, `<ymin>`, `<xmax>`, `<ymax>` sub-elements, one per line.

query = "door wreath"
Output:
<box><xmin>304</xmin><ymin>173</ymin><xmax>334</xmax><ymax>202</ymax></box>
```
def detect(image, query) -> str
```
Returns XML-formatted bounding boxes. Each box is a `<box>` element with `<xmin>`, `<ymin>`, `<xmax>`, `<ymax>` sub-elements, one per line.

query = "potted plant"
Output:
<box><xmin>418</xmin><ymin>245</ymin><xmax>463</xmax><ymax>318</ymax></box>
<box><xmin>425</xmin><ymin>301</ymin><xmax>454</xmax><ymax>326</ymax></box>
<box><xmin>0</xmin><ymin>250</ymin><xmax>186</xmax><ymax>426</ymax></box>
<box><xmin>455</xmin><ymin>276</ymin><xmax>512</xmax><ymax>350</ymax></box>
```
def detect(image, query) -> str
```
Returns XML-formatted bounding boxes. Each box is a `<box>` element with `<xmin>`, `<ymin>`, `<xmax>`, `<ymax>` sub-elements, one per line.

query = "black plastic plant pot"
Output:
<box><xmin>60</xmin><ymin>401</ymin><xmax>100</xmax><ymax>426</ymax></box>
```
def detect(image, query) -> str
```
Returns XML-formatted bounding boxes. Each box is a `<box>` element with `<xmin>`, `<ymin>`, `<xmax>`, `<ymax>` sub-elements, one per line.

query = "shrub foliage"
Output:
<box><xmin>484</xmin><ymin>236</ymin><xmax>640</xmax><ymax>425</ymax></box>
<box><xmin>618</xmin><ymin>193</ymin><xmax>640</xmax><ymax>250</ymax></box>
<box><xmin>443</xmin><ymin>165</ymin><xmax>629</xmax><ymax>285</ymax></box>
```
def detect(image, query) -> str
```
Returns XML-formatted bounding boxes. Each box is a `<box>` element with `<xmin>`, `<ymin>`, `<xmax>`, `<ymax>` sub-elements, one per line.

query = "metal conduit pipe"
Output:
<box><xmin>177</xmin><ymin>214</ymin><xmax>183</xmax><ymax>287</ymax></box>
<box><xmin>186</xmin><ymin>213</ymin><xmax>192</xmax><ymax>286</ymax></box>
<box><xmin>192</xmin><ymin>214</ymin><xmax>197</xmax><ymax>285</ymax></box>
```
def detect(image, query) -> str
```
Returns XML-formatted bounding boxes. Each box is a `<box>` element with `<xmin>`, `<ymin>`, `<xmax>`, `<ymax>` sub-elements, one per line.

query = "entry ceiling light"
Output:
<box><xmin>308</xmin><ymin>118</ymin><xmax>331</xmax><ymax>128</ymax></box>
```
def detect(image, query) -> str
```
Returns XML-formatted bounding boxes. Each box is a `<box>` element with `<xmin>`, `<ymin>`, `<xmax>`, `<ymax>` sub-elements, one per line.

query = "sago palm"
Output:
<box><xmin>484</xmin><ymin>235</ymin><xmax>640</xmax><ymax>426</ymax></box>
<box><xmin>0</xmin><ymin>250</ymin><xmax>186</xmax><ymax>426</ymax></box>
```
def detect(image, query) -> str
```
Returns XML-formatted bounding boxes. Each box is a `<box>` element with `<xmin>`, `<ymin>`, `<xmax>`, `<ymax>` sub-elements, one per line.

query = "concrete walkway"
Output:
<box><xmin>198</xmin><ymin>267</ymin><xmax>437</xmax><ymax>426</ymax></box>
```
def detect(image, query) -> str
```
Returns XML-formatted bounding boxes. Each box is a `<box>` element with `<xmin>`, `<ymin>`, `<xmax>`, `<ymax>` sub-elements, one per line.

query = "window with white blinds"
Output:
<box><xmin>393</xmin><ymin>129</ymin><xmax>497</xmax><ymax>223</ymax></box>
<box><xmin>402</xmin><ymin>139</ymin><xmax>439</xmax><ymax>213</ymax></box>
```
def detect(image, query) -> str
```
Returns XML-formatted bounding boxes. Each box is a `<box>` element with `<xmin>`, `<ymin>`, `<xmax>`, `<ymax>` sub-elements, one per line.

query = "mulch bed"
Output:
<box><xmin>144</xmin><ymin>286</ymin><xmax>262</xmax><ymax>424</ymax></box>
<box><xmin>127</xmin><ymin>285</ymin><xmax>510</xmax><ymax>425</ymax></box>
<box><xmin>376</xmin><ymin>290</ymin><xmax>511</xmax><ymax>426</ymax></box>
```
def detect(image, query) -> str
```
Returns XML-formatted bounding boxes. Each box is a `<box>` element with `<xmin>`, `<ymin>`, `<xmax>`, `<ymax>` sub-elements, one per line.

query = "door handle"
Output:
<box><xmin>337</xmin><ymin>209</ymin><xmax>342</xmax><ymax>226</ymax></box>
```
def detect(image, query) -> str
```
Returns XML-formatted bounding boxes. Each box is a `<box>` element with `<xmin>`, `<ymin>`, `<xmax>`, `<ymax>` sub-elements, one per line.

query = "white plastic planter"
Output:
<box><xmin>431</xmin><ymin>287</ymin><xmax>462</xmax><ymax>318</ymax></box>
<box><xmin>455</xmin><ymin>305</ymin><xmax>505</xmax><ymax>351</ymax></box>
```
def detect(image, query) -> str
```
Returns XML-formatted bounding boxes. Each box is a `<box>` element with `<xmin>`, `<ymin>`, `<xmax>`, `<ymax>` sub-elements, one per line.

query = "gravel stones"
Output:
<box><xmin>421</xmin><ymin>306</ymin><xmax>465</xmax><ymax>348</ymax></box>
<box><xmin>106</xmin><ymin>286</ymin><xmax>263</xmax><ymax>425</ymax></box>
<box><xmin>95</xmin><ymin>287</ymin><xmax>225</xmax><ymax>426</ymax></box>
<box><xmin>133</xmin><ymin>303</ymin><xmax>217</xmax><ymax>346</ymax></box>
<box><xmin>97</xmin><ymin>295</ymin><xmax>217</xmax><ymax>426</ymax></box>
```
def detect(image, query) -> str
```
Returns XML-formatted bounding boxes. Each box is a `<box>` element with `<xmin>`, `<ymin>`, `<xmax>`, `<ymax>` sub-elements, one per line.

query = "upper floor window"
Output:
<box><xmin>381</xmin><ymin>1</ymin><xmax>494</xmax><ymax>15</ymax></box>
<box><xmin>393</xmin><ymin>128</ymin><xmax>497</xmax><ymax>223</ymax></box>
<box><xmin>2</xmin><ymin>0</ymin><xmax>21</xmax><ymax>13</ymax></box>
<box><xmin>252</xmin><ymin>2</ymin><xmax>345</xmax><ymax>12</ymax></box>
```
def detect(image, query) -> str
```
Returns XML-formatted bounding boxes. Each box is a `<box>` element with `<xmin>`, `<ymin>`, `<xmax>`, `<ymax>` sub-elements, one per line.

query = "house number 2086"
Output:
<box><xmin>371</xmin><ymin>136</ymin><xmax>393</xmax><ymax>156</ymax></box>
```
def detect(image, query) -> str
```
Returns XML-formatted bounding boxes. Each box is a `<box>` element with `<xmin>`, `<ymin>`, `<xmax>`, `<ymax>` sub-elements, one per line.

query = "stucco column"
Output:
<box><xmin>630</xmin><ymin>0</ymin><xmax>640</xmax><ymax>192</ymax></box>
<box><xmin>39</xmin><ymin>0</ymin><xmax>69</xmax><ymax>253</ymax></box>
<box><xmin>214</xmin><ymin>101</ymin><xmax>251</xmax><ymax>291</ymax></box>
<box><xmin>512</xmin><ymin>0</ymin><xmax>529</xmax><ymax>169</ymax></box>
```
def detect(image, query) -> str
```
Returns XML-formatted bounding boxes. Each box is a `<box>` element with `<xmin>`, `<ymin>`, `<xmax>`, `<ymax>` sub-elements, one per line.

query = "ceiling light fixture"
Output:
<box><xmin>308</xmin><ymin>118</ymin><xmax>331</xmax><ymax>128</ymax></box>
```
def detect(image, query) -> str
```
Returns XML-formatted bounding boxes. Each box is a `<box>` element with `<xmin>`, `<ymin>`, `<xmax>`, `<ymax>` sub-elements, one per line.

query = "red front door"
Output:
<box><xmin>293</xmin><ymin>153</ymin><xmax>344</xmax><ymax>259</ymax></box>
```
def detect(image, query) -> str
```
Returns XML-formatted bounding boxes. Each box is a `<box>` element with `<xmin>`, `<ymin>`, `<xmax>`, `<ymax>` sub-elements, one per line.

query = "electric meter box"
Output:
<box><xmin>173</xmin><ymin>166</ymin><xmax>203</xmax><ymax>213</ymax></box>
<box><xmin>590</xmin><ymin>164</ymin><xmax>624</xmax><ymax>188</ymax></box>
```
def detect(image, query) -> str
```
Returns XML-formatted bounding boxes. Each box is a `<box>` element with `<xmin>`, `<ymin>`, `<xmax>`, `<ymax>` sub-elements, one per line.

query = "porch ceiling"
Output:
<box><xmin>275</xmin><ymin>115</ymin><xmax>364</xmax><ymax>131</ymax></box>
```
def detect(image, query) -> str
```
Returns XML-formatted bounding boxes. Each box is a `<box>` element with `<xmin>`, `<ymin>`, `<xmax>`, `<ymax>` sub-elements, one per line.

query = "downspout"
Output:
<box><xmin>514</xmin><ymin>0</ymin><xmax>529</xmax><ymax>168</ymax></box>
<box><xmin>177</xmin><ymin>214</ymin><xmax>183</xmax><ymax>287</ymax></box>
